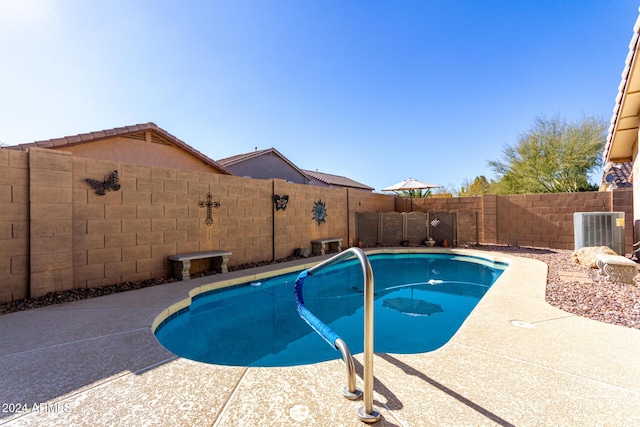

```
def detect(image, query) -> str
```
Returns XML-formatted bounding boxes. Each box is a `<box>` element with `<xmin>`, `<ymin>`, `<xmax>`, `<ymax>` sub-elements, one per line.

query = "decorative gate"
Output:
<box><xmin>428</xmin><ymin>212</ymin><xmax>457</xmax><ymax>247</ymax></box>
<box><xmin>355</xmin><ymin>211</ymin><xmax>461</xmax><ymax>247</ymax></box>
<box><xmin>355</xmin><ymin>212</ymin><xmax>379</xmax><ymax>246</ymax></box>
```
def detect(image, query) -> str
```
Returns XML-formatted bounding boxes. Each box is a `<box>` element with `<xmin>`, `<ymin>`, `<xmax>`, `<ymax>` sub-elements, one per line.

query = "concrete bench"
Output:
<box><xmin>311</xmin><ymin>238</ymin><xmax>343</xmax><ymax>256</ymax></box>
<box><xmin>595</xmin><ymin>254</ymin><xmax>638</xmax><ymax>285</ymax></box>
<box><xmin>168</xmin><ymin>250</ymin><xmax>231</xmax><ymax>280</ymax></box>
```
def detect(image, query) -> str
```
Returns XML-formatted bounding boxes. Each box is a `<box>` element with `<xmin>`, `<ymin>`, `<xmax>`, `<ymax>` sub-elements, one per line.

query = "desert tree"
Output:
<box><xmin>488</xmin><ymin>114</ymin><xmax>606</xmax><ymax>194</ymax></box>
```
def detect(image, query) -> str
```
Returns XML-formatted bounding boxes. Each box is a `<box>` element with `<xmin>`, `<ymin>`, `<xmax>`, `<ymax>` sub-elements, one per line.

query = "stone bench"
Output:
<box><xmin>595</xmin><ymin>254</ymin><xmax>638</xmax><ymax>285</ymax></box>
<box><xmin>168</xmin><ymin>250</ymin><xmax>231</xmax><ymax>280</ymax></box>
<box><xmin>311</xmin><ymin>238</ymin><xmax>343</xmax><ymax>256</ymax></box>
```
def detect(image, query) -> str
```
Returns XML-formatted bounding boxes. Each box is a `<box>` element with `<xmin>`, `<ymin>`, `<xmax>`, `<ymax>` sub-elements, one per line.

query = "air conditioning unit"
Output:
<box><xmin>573</xmin><ymin>212</ymin><xmax>625</xmax><ymax>255</ymax></box>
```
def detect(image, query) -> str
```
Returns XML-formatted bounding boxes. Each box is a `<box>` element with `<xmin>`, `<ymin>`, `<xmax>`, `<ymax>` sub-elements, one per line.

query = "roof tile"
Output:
<box><xmin>605</xmin><ymin>9</ymin><xmax>640</xmax><ymax>160</ymax></box>
<box><xmin>37</xmin><ymin>140</ymin><xmax>54</xmax><ymax>148</ymax></box>
<box><xmin>50</xmin><ymin>138</ymin><xmax>68</xmax><ymax>147</ymax></box>
<box><xmin>302</xmin><ymin>169</ymin><xmax>373</xmax><ymax>190</ymax></box>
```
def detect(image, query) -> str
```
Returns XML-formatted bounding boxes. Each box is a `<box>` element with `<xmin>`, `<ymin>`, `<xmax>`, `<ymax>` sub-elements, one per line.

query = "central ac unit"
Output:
<box><xmin>573</xmin><ymin>212</ymin><xmax>625</xmax><ymax>255</ymax></box>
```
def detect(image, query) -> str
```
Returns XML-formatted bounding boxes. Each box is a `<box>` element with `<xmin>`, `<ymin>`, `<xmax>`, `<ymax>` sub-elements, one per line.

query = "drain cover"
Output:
<box><xmin>290</xmin><ymin>405</ymin><xmax>309</xmax><ymax>421</ymax></box>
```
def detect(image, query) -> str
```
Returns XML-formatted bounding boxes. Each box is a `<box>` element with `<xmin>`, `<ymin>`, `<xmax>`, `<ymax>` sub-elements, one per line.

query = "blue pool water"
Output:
<box><xmin>154</xmin><ymin>253</ymin><xmax>506</xmax><ymax>367</ymax></box>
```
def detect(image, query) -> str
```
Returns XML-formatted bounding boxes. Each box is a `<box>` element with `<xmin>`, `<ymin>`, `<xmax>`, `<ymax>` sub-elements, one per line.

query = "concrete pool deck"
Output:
<box><xmin>1</xmin><ymin>248</ymin><xmax>639</xmax><ymax>426</ymax></box>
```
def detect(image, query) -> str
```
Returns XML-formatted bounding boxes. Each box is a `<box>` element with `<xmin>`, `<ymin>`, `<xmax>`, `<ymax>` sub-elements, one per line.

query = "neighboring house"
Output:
<box><xmin>603</xmin><ymin>10</ymin><xmax>640</xmax><ymax>227</ymax></box>
<box><xmin>600</xmin><ymin>162</ymin><xmax>633</xmax><ymax>191</ymax></box>
<box><xmin>217</xmin><ymin>148</ymin><xmax>310</xmax><ymax>184</ymax></box>
<box><xmin>302</xmin><ymin>169</ymin><xmax>374</xmax><ymax>192</ymax></box>
<box><xmin>216</xmin><ymin>147</ymin><xmax>375</xmax><ymax>191</ymax></box>
<box><xmin>2</xmin><ymin>122</ymin><xmax>231</xmax><ymax>175</ymax></box>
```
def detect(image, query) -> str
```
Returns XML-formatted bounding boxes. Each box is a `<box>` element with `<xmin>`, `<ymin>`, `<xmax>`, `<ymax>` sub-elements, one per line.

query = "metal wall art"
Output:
<box><xmin>85</xmin><ymin>170</ymin><xmax>121</xmax><ymax>195</ymax></box>
<box><xmin>273</xmin><ymin>194</ymin><xmax>289</xmax><ymax>211</ymax></box>
<box><xmin>198</xmin><ymin>192</ymin><xmax>220</xmax><ymax>226</ymax></box>
<box><xmin>312</xmin><ymin>199</ymin><xmax>327</xmax><ymax>225</ymax></box>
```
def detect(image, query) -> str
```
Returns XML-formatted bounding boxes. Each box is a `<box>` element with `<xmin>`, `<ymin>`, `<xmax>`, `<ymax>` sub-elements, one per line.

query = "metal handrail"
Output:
<box><xmin>295</xmin><ymin>247</ymin><xmax>380</xmax><ymax>423</ymax></box>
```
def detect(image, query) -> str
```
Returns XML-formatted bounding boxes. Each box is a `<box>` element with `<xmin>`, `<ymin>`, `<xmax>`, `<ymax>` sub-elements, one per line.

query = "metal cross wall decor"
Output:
<box><xmin>198</xmin><ymin>192</ymin><xmax>220</xmax><ymax>226</ymax></box>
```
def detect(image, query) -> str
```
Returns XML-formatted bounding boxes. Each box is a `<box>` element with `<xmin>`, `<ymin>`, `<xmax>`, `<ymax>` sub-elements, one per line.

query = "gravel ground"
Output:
<box><xmin>1</xmin><ymin>246</ymin><xmax>639</xmax><ymax>330</ymax></box>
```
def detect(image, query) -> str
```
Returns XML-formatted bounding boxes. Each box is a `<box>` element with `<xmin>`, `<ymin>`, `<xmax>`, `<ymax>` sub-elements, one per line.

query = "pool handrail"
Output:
<box><xmin>294</xmin><ymin>270</ymin><xmax>361</xmax><ymax>400</ymax></box>
<box><xmin>295</xmin><ymin>247</ymin><xmax>380</xmax><ymax>423</ymax></box>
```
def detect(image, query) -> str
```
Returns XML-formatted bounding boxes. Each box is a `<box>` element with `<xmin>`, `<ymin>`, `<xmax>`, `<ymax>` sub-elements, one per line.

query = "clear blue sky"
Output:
<box><xmin>1</xmin><ymin>0</ymin><xmax>638</xmax><ymax>192</ymax></box>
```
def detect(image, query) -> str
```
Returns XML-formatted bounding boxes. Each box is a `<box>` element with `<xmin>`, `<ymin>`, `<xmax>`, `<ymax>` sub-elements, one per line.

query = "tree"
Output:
<box><xmin>488</xmin><ymin>114</ymin><xmax>607</xmax><ymax>194</ymax></box>
<box><xmin>400</xmin><ymin>189</ymin><xmax>432</xmax><ymax>198</ymax></box>
<box><xmin>459</xmin><ymin>176</ymin><xmax>493</xmax><ymax>196</ymax></box>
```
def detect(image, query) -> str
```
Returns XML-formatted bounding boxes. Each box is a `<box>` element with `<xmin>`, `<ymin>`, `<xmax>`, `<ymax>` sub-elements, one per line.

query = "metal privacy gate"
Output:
<box><xmin>355</xmin><ymin>212</ymin><xmax>459</xmax><ymax>247</ymax></box>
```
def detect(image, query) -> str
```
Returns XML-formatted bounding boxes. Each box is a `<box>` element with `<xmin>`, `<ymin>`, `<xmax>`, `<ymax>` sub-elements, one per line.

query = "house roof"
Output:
<box><xmin>302</xmin><ymin>169</ymin><xmax>374</xmax><ymax>191</ymax></box>
<box><xmin>217</xmin><ymin>147</ymin><xmax>310</xmax><ymax>178</ymax></box>
<box><xmin>604</xmin><ymin>9</ymin><xmax>640</xmax><ymax>163</ymax></box>
<box><xmin>2</xmin><ymin>122</ymin><xmax>231</xmax><ymax>174</ymax></box>
<box><xmin>601</xmin><ymin>162</ymin><xmax>633</xmax><ymax>191</ymax></box>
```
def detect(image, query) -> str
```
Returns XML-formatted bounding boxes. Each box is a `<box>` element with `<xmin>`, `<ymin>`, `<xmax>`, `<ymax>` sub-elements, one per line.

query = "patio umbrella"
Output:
<box><xmin>381</xmin><ymin>178</ymin><xmax>441</xmax><ymax>211</ymax></box>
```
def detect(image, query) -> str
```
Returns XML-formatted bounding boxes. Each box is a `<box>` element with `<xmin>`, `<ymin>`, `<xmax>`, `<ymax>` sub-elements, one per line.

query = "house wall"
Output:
<box><xmin>308</xmin><ymin>177</ymin><xmax>329</xmax><ymax>187</ymax></box>
<box><xmin>56</xmin><ymin>136</ymin><xmax>223</xmax><ymax>173</ymax></box>
<box><xmin>0</xmin><ymin>146</ymin><xmax>633</xmax><ymax>303</ymax></box>
<box><xmin>633</xmin><ymin>144</ymin><xmax>640</xmax><ymax>241</ymax></box>
<box><xmin>224</xmin><ymin>154</ymin><xmax>309</xmax><ymax>184</ymax></box>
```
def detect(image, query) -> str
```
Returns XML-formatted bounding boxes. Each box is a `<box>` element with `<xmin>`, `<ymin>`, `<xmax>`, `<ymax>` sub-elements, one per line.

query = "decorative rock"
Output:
<box><xmin>293</xmin><ymin>247</ymin><xmax>311</xmax><ymax>258</ymax></box>
<box><xmin>571</xmin><ymin>246</ymin><xmax>618</xmax><ymax>268</ymax></box>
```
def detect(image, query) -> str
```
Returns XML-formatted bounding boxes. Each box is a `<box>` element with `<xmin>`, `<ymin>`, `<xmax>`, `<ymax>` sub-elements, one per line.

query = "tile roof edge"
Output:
<box><xmin>605</xmin><ymin>7</ymin><xmax>640</xmax><ymax>161</ymax></box>
<box><xmin>1</xmin><ymin>122</ymin><xmax>231</xmax><ymax>175</ymax></box>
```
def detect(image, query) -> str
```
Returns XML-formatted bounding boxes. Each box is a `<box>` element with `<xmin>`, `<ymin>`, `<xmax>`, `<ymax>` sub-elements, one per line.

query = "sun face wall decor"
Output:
<box><xmin>312</xmin><ymin>199</ymin><xmax>327</xmax><ymax>225</ymax></box>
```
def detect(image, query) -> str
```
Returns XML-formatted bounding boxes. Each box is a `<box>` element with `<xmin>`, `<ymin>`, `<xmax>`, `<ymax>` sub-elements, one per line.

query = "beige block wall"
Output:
<box><xmin>0</xmin><ymin>145</ymin><xmax>399</xmax><ymax>303</ymax></box>
<box><xmin>406</xmin><ymin>190</ymin><xmax>633</xmax><ymax>251</ymax></box>
<box><xmin>29</xmin><ymin>148</ymin><xmax>74</xmax><ymax>297</ymax></box>
<box><xmin>272</xmin><ymin>181</ymin><xmax>348</xmax><ymax>260</ymax></box>
<box><xmin>0</xmin><ymin>146</ymin><xmax>633</xmax><ymax>303</ymax></box>
<box><xmin>0</xmin><ymin>149</ymin><xmax>29</xmax><ymax>301</ymax></box>
<box><xmin>495</xmin><ymin>192</ymin><xmax>618</xmax><ymax>250</ymax></box>
<box><xmin>72</xmin><ymin>157</ymin><xmax>231</xmax><ymax>290</ymax></box>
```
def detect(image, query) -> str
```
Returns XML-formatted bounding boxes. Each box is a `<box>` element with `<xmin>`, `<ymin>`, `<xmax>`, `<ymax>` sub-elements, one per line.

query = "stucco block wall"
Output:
<box><xmin>495</xmin><ymin>191</ymin><xmax>632</xmax><ymax>250</ymax></box>
<box><xmin>0</xmin><ymin>149</ymin><xmax>29</xmax><ymax>301</ymax></box>
<box><xmin>271</xmin><ymin>181</ymin><xmax>344</xmax><ymax>260</ymax></box>
<box><xmin>29</xmin><ymin>148</ymin><xmax>74</xmax><ymax>298</ymax></box>
<box><xmin>408</xmin><ymin>190</ymin><xmax>633</xmax><ymax>251</ymax></box>
<box><xmin>0</xmin><ymin>146</ymin><xmax>633</xmax><ymax>303</ymax></box>
<box><xmin>71</xmin><ymin>157</ymin><xmax>236</xmax><ymax>290</ymax></box>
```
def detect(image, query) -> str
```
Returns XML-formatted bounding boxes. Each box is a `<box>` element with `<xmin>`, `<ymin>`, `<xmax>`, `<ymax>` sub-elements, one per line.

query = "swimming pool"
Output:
<box><xmin>154</xmin><ymin>251</ymin><xmax>506</xmax><ymax>367</ymax></box>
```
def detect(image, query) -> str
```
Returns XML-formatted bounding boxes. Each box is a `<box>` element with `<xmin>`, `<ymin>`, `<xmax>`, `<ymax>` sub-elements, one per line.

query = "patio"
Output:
<box><xmin>1</xmin><ymin>249</ymin><xmax>639</xmax><ymax>426</ymax></box>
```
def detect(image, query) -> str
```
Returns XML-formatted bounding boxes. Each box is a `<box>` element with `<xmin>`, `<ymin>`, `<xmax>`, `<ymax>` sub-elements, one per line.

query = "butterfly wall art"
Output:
<box><xmin>273</xmin><ymin>194</ymin><xmax>289</xmax><ymax>211</ymax></box>
<box><xmin>85</xmin><ymin>170</ymin><xmax>121</xmax><ymax>195</ymax></box>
